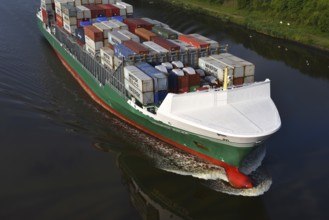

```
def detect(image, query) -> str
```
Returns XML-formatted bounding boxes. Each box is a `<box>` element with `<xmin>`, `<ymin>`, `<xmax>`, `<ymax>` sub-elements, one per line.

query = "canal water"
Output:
<box><xmin>0</xmin><ymin>0</ymin><xmax>328</xmax><ymax>219</ymax></box>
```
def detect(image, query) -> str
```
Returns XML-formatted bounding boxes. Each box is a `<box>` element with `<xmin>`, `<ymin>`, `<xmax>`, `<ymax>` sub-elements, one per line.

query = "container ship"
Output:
<box><xmin>37</xmin><ymin>0</ymin><xmax>281</xmax><ymax>189</ymax></box>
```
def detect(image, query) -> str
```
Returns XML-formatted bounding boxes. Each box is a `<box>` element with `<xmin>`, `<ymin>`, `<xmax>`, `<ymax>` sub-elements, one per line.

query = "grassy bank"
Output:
<box><xmin>163</xmin><ymin>0</ymin><xmax>329</xmax><ymax>51</ymax></box>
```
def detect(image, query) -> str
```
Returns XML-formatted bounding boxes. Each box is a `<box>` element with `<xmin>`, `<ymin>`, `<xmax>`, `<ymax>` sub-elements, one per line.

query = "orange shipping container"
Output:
<box><xmin>178</xmin><ymin>35</ymin><xmax>210</xmax><ymax>48</ymax></box>
<box><xmin>84</xmin><ymin>25</ymin><xmax>103</xmax><ymax>42</ymax></box>
<box><xmin>56</xmin><ymin>14</ymin><xmax>63</xmax><ymax>28</ymax></box>
<box><xmin>134</xmin><ymin>28</ymin><xmax>157</xmax><ymax>41</ymax></box>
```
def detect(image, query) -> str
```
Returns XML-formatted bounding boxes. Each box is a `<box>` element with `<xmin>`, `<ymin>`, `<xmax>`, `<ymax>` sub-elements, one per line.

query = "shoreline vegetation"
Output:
<box><xmin>162</xmin><ymin>0</ymin><xmax>329</xmax><ymax>51</ymax></box>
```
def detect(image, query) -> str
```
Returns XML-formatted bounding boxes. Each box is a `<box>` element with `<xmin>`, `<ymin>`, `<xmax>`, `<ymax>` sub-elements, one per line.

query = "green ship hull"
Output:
<box><xmin>38</xmin><ymin>18</ymin><xmax>255</xmax><ymax>188</ymax></box>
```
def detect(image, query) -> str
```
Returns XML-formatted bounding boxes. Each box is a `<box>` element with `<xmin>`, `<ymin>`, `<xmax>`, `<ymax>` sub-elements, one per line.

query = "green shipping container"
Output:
<box><xmin>152</xmin><ymin>26</ymin><xmax>178</xmax><ymax>39</ymax></box>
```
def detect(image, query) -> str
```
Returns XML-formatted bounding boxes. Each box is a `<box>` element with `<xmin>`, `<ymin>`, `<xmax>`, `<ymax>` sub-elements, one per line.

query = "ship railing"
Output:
<box><xmin>53</xmin><ymin>26</ymin><xmax>129</xmax><ymax>100</ymax></box>
<box><xmin>123</xmin><ymin>44</ymin><xmax>227</xmax><ymax>67</ymax></box>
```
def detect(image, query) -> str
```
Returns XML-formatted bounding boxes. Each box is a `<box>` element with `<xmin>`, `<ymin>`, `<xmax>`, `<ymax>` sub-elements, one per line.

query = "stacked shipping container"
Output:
<box><xmin>43</xmin><ymin>1</ymin><xmax>256</xmax><ymax>101</ymax></box>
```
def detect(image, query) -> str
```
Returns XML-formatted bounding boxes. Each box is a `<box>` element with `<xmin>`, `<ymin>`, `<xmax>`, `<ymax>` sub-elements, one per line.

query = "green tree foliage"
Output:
<box><xmin>222</xmin><ymin>0</ymin><xmax>329</xmax><ymax>33</ymax></box>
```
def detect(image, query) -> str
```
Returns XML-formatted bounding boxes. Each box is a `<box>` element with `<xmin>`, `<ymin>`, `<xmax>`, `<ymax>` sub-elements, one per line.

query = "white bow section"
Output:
<box><xmin>157</xmin><ymin>79</ymin><xmax>281</xmax><ymax>147</ymax></box>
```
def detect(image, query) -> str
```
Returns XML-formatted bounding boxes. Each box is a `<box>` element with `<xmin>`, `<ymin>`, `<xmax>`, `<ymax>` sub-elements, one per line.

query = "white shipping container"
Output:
<box><xmin>63</xmin><ymin>14</ymin><xmax>77</xmax><ymax>25</ymax></box>
<box><xmin>102</xmin><ymin>21</ymin><xmax>120</xmax><ymax>31</ymax></box>
<box><xmin>244</xmin><ymin>75</ymin><xmax>254</xmax><ymax>84</ymax></box>
<box><xmin>172</xmin><ymin>61</ymin><xmax>184</xmax><ymax>69</ymax></box>
<box><xmin>93</xmin><ymin>22</ymin><xmax>112</xmax><ymax>39</ymax></box>
<box><xmin>101</xmin><ymin>58</ymin><xmax>113</xmax><ymax>69</ymax></box>
<box><xmin>116</xmin><ymin>2</ymin><xmax>133</xmax><ymax>15</ymax></box>
<box><xmin>55</xmin><ymin>0</ymin><xmax>74</xmax><ymax>8</ymax></box>
<box><xmin>125</xmin><ymin>80</ymin><xmax>154</xmax><ymax>105</ymax></box>
<box><xmin>183</xmin><ymin>67</ymin><xmax>196</xmax><ymax>75</ymax></box>
<box><xmin>219</xmin><ymin>53</ymin><xmax>255</xmax><ymax>76</ymax></box>
<box><xmin>75</xmin><ymin>0</ymin><xmax>82</xmax><ymax>6</ymax></box>
<box><xmin>108</xmin><ymin>19</ymin><xmax>128</xmax><ymax>30</ymax></box>
<box><xmin>41</xmin><ymin>3</ymin><xmax>54</xmax><ymax>12</ymax></box>
<box><xmin>124</xmin><ymin>66</ymin><xmax>154</xmax><ymax>92</ymax></box>
<box><xmin>108</xmin><ymin>31</ymin><xmax>130</xmax><ymax>45</ymax></box>
<box><xmin>118</xmin><ymin>30</ymin><xmax>140</xmax><ymax>43</ymax></box>
<box><xmin>114</xmin><ymin>4</ymin><xmax>127</xmax><ymax>17</ymax></box>
<box><xmin>198</xmin><ymin>57</ymin><xmax>233</xmax><ymax>82</ymax></box>
<box><xmin>114</xmin><ymin>56</ymin><xmax>122</xmax><ymax>69</ymax></box>
<box><xmin>100</xmin><ymin>47</ymin><xmax>114</xmax><ymax>68</ymax></box>
<box><xmin>75</xmin><ymin>6</ymin><xmax>84</xmax><ymax>19</ymax></box>
<box><xmin>85</xmin><ymin>44</ymin><xmax>99</xmax><ymax>57</ymax></box>
<box><xmin>210</xmin><ymin>55</ymin><xmax>244</xmax><ymax>78</ymax></box>
<box><xmin>155</xmin><ymin>65</ymin><xmax>168</xmax><ymax>74</ymax></box>
<box><xmin>161</xmin><ymin>62</ymin><xmax>173</xmax><ymax>70</ymax></box>
<box><xmin>172</xmin><ymin>69</ymin><xmax>184</xmax><ymax>76</ymax></box>
<box><xmin>76</xmin><ymin>5</ymin><xmax>91</xmax><ymax>19</ymax></box>
<box><xmin>143</xmin><ymin>41</ymin><xmax>169</xmax><ymax>53</ymax></box>
<box><xmin>63</xmin><ymin>21</ymin><xmax>77</xmax><ymax>34</ymax></box>
<box><xmin>241</xmin><ymin>61</ymin><xmax>255</xmax><ymax>76</ymax></box>
<box><xmin>85</xmin><ymin>35</ymin><xmax>104</xmax><ymax>50</ymax></box>
<box><xmin>55</xmin><ymin>0</ymin><xmax>74</xmax><ymax>16</ymax></box>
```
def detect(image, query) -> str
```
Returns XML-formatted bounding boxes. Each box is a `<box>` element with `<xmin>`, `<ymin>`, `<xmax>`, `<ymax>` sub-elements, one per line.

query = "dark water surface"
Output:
<box><xmin>1</xmin><ymin>0</ymin><xmax>329</xmax><ymax>219</ymax></box>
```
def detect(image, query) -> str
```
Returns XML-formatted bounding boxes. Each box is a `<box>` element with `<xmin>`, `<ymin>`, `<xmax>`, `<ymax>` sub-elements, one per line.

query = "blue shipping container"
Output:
<box><xmin>168</xmin><ymin>72</ymin><xmax>178</xmax><ymax>93</ymax></box>
<box><xmin>111</xmin><ymin>16</ymin><xmax>124</xmax><ymax>22</ymax></box>
<box><xmin>158</xmin><ymin>90</ymin><xmax>168</xmax><ymax>103</ymax></box>
<box><xmin>135</xmin><ymin>62</ymin><xmax>168</xmax><ymax>92</ymax></box>
<box><xmin>96</xmin><ymin>17</ymin><xmax>109</xmax><ymax>22</ymax></box>
<box><xmin>114</xmin><ymin>44</ymin><xmax>136</xmax><ymax>59</ymax></box>
<box><xmin>80</xmin><ymin>21</ymin><xmax>92</xmax><ymax>27</ymax></box>
<box><xmin>75</xmin><ymin>28</ymin><xmax>85</xmax><ymax>44</ymax></box>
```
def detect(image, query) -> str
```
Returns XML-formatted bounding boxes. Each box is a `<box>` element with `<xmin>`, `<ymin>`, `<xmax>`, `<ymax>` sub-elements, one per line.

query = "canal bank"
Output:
<box><xmin>162</xmin><ymin>0</ymin><xmax>329</xmax><ymax>52</ymax></box>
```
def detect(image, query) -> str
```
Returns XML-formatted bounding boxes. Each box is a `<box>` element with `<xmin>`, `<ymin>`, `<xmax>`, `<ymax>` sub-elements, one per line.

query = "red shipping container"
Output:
<box><xmin>233</xmin><ymin>77</ymin><xmax>244</xmax><ymax>85</ymax></box>
<box><xmin>152</xmin><ymin>36</ymin><xmax>180</xmax><ymax>52</ymax></box>
<box><xmin>42</xmin><ymin>9</ymin><xmax>48</xmax><ymax>23</ymax></box>
<box><xmin>134</xmin><ymin>28</ymin><xmax>157</xmax><ymax>41</ymax></box>
<box><xmin>188</xmin><ymin>73</ymin><xmax>201</xmax><ymax>87</ymax></box>
<box><xmin>123</xmin><ymin>40</ymin><xmax>149</xmax><ymax>55</ymax></box>
<box><xmin>84</xmin><ymin>25</ymin><xmax>103</xmax><ymax>42</ymax></box>
<box><xmin>84</xmin><ymin>4</ymin><xmax>105</xmax><ymax>18</ymax></box>
<box><xmin>123</xmin><ymin>18</ymin><xmax>153</xmax><ymax>33</ymax></box>
<box><xmin>178</xmin><ymin>35</ymin><xmax>210</xmax><ymax>48</ymax></box>
<box><xmin>98</xmin><ymin>4</ymin><xmax>120</xmax><ymax>17</ymax></box>
<box><xmin>177</xmin><ymin>75</ymin><xmax>189</xmax><ymax>93</ymax></box>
